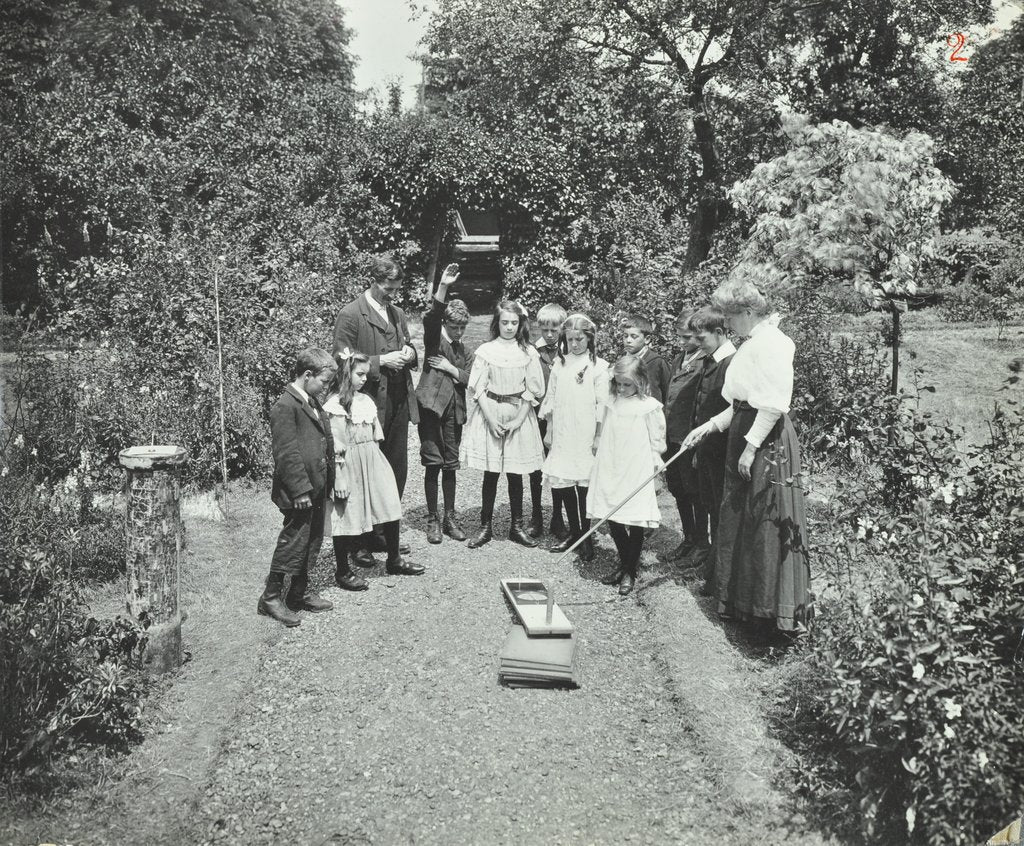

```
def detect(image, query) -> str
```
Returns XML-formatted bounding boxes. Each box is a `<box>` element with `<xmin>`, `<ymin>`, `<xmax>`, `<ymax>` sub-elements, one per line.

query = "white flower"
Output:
<box><xmin>906</xmin><ymin>807</ymin><xmax>916</xmax><ymax>833</ymax></box>
<box><xmin>0</xmin><ymin>466</ymin><xmax>7</xmax><ymax>477</ymax></box>
<box><xmin>30</xmin><ymin>447</ymin><xmax>38</xmax><ymax>457</ymax></box>
<box><xmin>910</xmin><ymin>593</ymin><xmax>924</xmax><ymax>608</ymax></box>
<box><xmin>912</xmin><ymin>662</ymin><xmax>926</xmax><ymax>680</ymax></box>
<box><xmin>944</xmin><ymin>724</ymin><xmax>955</xmax><ymax>739</ymax></box>
<box><xmin>977</xmin><ymin>750</ymin><xmax>989</xmax><ymax>770</ymax></box>
<box><xmin>943</xmin><ymin>698</ymin><xmax>962</xmax><ymax>719</ymax></box>
<box><xmin>14</xmin><ymin>434</ymin><xmax>24</xmax><ymax>448</ymax></box>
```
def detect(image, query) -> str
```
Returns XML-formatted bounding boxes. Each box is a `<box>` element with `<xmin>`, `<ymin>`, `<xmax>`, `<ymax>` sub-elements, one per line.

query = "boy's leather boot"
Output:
<box><xmin>286</xmin><ymin>572</ymin><xmax>333</xmax><ymax>612</ymax></box>
<box><xmin>443</xmin><ymin>510</ymin><xmax>467</xmax><ymax>541</ymax></box>
<box><xmin>258</xmin><ymin>572</ymin><xmax>301</xmax><ymax>627</ymax></box>
<box><xmin>467</xmin><ymin>520</ymin><xmax>493</xmax><ymax>549</ymax></box>
<box><xmin>426</xmin><ymin>513</ymin><xmax>443</xmax><ymax>544</ymax></box>
<box><xmin>508</xmin><ymin>520</ymin><xmax>538</xmax><ymax>548</ymax></box>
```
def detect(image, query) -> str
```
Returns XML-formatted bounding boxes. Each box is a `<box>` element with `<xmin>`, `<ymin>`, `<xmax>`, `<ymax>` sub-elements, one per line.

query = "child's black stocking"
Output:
<box><xmin>480</xmin><ymin>471</ymin><xmax>499</xmax><ymax>524</ymax></box>
<box><xmin>627</xmin><ymin>524</ymin><xmax>644</xmax><ymax>575</ymax></box>
<box><xmin>576</xmin><ymin>485</ymin><xmax>590</xmax><ymax>535</ymax></box>
<box><xmin>507</xmin><ymin>473</ymin><xmax>524</xmax><ymax>523</ymax></box>
<box><xmin>608</xmin><ymin>520</ymin><xmax>629</xmax><ymax>562</ymax></box>
<box><xmin>382</xmin><ymin>520</ymin><xmax>401</xmax><ymax>563</ymax></box>
<box><xmin>553</xmin><ymin>486</ymin><xmax>582</xmax><ymax>537</ymax></box>
<box><xmin>529</xmin><ymin>469</ymin><xmax>543</xmax><ymax>515</ymax></box>
<box><xmin>424</xmin><ymin>465</ymin><xmax>441</xmax><ymax>515</ymax></box>
<box><xmin>441</xmin><ymin>467</ymin><xmax>457</xmax><ymax>512</ymax></box>
<box><xmin>332</xmin><ymin>535</ymin><xmax>350</xmax><ymax>573</ymax></box>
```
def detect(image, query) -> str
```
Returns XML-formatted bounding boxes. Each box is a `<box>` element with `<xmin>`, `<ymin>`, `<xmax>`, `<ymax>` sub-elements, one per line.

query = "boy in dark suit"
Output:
<box><xmin>528</xmin><ymin>302</ymin><xmax>569</xmax><ymax>539</ymax></box>
<box><xmin>621</xmin><ymin>313</ymin><xmax>670</xmax><ymax>404</ymax></box>
<box><xmin>258</xmin><ymin>347</ymin><xmax>337</xmax><ymax>628</ymax></box>
<box><xmin>660</xmin><ymin>311</ymin><xmax>708</xmax><ymax>562</ymax></box>
<box><xmin>417</xmin><ymin>263</ymin><xmax>472</xmax><ymax>544</ymax></box>
<box><xmin>688</xmin><ymin>306</ymin><xmax>736</xmax><ymax>586</ymax></box>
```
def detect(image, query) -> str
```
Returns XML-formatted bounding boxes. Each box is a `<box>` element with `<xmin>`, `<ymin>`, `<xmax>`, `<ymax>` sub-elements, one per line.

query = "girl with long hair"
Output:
<box><xmin>538</xmin><ymin>313</ymin><xmax>609</xmax><ymax>561</ymax></box>
<box><xmin>588</xmin><ymin>355</ymin><xmax>666</xmax><ymax>595</ymax></box>
<box><xmin>324</xmin><ymin>351</ymin><xmax>424</xmax><ymax>590</ymax></box>
<box><xmin>460</xmin><ymin>299</ymin><xmax>545</xmax><ymax>548</ymax></box>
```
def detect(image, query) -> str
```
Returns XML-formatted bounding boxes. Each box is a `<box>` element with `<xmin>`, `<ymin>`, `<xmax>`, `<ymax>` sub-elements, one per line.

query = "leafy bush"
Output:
<box><xmin>776</xmin><ymin>363</ymin><xmax>1024</xmax><ymax>845</ymax></box>
<box><xmin>1</xmin><ymin>443</ymin><xmax>149</xmax><ymax>778</ymax></box>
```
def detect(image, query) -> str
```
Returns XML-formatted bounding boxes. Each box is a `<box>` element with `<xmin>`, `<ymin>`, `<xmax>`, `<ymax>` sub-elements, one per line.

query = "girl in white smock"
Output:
<box><xmin>539</xmin><ymin>313</ymin><xmax>609</xmax><ymax>560</ymax></box>
<box><xmin>324</xmin><ymin>351</ymin><xmax>424</xmax><ymax>591</ymax></box>
<box><xmin>588</xmin><ymin>354</ymin><xmax>666</xmax><ymax>595</ymax></box>
<box><xmin>461</xmin><ymin>299</ymin><xmax>545</xmax><ymax>549</ymax></box>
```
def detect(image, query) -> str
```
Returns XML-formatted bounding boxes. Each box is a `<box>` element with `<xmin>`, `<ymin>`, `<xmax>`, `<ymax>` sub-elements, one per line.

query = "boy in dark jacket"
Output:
<box><xmin>528</xmin><ymin>302</ymin><xmax>569</xmax><ymax>539</ymax></box>
<box><xmin>660</xmin><ymin>310</ymin><xmax>708</xmax><ymax>562</ymax></box>
<box><xmin>258</xmin><ymin>347</ymin><xmax>337</xmax><ymax>627</ymax></box>
<box><xmin>688</xmin><ymin>306</ymin><xmax>736</xmax><ymax>585</ymax></box>
<box><xmin>621</xmin><ymin>314</ymin><xmax>670</xmax><ymax>404</ymax></box>
<box><xmin>417</xmin><ymin>263</ymin><xmax>472</xmax><ymax>544</ymax></box>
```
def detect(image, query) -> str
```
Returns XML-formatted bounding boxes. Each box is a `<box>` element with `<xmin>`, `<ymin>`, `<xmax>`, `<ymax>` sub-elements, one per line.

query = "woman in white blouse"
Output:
<box><xmin>682</xmin><ymin>280</ymin><xmax>810</xmax><ymax>633</ymax></box>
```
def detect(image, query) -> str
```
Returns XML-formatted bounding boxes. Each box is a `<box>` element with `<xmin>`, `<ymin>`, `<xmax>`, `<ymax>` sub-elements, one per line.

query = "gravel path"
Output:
<box><xmin>192</xmin><ymin>487</ymin><xmax>723</xmax><ymax>845</ymax></box>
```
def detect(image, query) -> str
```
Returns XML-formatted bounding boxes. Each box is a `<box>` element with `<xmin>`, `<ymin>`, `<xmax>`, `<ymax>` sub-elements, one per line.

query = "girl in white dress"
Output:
<box><xmin>461</xmin><ymin>299</ymin><xmax>545</xmax><ymax>548</ymax></box>
<box><xmin>324</xmin><ymin>352</ymin><xmax>425</xmax><ymax>590</ymax></box>
<box><xmin>539</xmin><ymin>314</ymin><xmax>609</xmax><ymax>561</ymax></box>
<box><xmin>588</xmin><ymin>355</ymin><xmax>666</xmax><ymax>595</ymax></box>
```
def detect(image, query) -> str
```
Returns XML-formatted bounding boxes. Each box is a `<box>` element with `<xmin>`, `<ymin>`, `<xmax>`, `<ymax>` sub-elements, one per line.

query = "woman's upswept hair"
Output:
<box><xmin>332</xmin><ymin>351</ymin><xmax>371</xmax><ymax>412</ymax></box>
<box><xmin>610</xmin><ymin>354</ymin><xmax>649</xmax><ymax>399</ymax></box>
<box><xmin>489</xmin><ymin>299</ymin><xmax>531</xmax><ymax>350</ymax></box>
<box><xmin>557</xmin><ymin>313</ymin><xmax>597</xmax><ymax>363</ymax></box>
<box><xmin>711</xmin><ymin>279</ymin><xmax>771</xmax><ymax>316</ymax></box>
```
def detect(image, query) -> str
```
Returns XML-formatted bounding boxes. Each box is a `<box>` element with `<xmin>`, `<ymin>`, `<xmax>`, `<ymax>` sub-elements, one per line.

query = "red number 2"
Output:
<box><xmin>947</xmin><ymin>32</ymin><xmax>969</xmax><ymax>62</ymax></box>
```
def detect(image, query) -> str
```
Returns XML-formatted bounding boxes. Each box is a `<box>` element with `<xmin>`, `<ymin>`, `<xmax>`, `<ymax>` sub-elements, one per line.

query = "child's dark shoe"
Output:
<box><xmin>386</xmin><ymin>556</ymin><xmax>425</xmax><ymax>576</ymax></box>
<box><xmin>335</xmin><ymin>568</ymin><xmax>369</xmax><ymax>591</ymax></box>
<box><xmin>618</xmin><ymin>573</ymin><xmax>636</xmax><ymax>595</ymax></box>
<box><xmin>467</xmin><ymin>521</ymin><xmax>493</xmax><ymax>549</ymax></box>
<box><xmin>443</xmin><ymin>510</ymin><xmax>467</xmax><ymax>541</ymax></box>
<box><xmin>351</xmin><ymin>549</ymin><xmax>376</xmax><ymax>569</ymax></box>
<box><xmin>548</xmin><ymin>533</ymin><xmax>579</xmax><ymax>554</ymax></box>
<box><xmin>426</xmin><ymin>513</ymin><xmax>442</xmax><ymax>544</ymax></box>
<box><xmin>508</xmin><ymin>521</ymin><xmax>538</xmax><ymax>548</ymax></box>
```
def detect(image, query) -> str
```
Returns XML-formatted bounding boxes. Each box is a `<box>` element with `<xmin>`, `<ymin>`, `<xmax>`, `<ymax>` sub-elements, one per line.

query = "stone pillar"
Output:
<box><xmin>119</xmin><ymin>445</ymin><xmax>188</xmax><ymax>674</ymax></box>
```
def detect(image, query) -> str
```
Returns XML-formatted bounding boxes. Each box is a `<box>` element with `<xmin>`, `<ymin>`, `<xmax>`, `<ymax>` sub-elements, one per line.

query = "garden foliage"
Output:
<box><xmin>777</xmin><ymin>360</ymin><xmax>1024</xmax><ymax>845</ymax></box>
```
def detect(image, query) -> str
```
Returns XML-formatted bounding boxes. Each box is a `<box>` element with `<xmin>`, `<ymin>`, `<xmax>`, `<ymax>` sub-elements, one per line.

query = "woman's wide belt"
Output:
<box><xmin>486</xmin><ymin>390</ymin><xmax>522</xmax><ymax>404</ymax></box>
<box><xmin>732</xmin><ymin>399</ymin><xmax>753</xmax><ymax>411</ymax></box>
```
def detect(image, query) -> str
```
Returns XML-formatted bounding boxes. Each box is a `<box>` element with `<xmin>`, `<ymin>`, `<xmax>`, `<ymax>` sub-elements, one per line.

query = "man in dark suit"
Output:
<box><xmin>258</xmin><ymin>347</ymin><xmax>337</xmax><ymax>627</ymax></box>
<box><xmin>333</xmin><ymin>255</ymin><xmax>419</xmax><ymax>493</ymax></box>
<box><xmin>416</xmin><ymin>263</ymin><xmax>471</xmax><ymax>543</ymax></box>
<box><xmin>333</xmin><ymin>255</ymin><xmax>418</xmax><ymax>559</ymax></box>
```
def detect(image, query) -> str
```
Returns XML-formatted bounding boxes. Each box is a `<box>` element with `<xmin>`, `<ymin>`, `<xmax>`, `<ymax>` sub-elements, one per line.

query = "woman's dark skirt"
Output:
<box><xmin>715</xmin><ymin>403</ymin><xmax>811</xmax><ymax>631</ymax></box>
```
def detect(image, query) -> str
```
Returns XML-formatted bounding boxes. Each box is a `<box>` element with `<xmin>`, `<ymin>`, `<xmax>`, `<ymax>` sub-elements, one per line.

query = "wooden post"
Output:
<box><xmin>119</xmin><ymin>445</ymin><xmax>188</xmax><ymax>674</ymax></box>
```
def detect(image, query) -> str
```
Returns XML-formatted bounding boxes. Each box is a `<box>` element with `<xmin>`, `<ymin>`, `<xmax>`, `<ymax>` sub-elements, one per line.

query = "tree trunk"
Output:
<box><xmin>685</xmin><ymin>82</ymin><xmax>722</xmax><ymax>269</ymax></box>
<box><xmin>890</xmin><ymin>306</ymin><xmax>900</xmax><ymax>395</ymax></box>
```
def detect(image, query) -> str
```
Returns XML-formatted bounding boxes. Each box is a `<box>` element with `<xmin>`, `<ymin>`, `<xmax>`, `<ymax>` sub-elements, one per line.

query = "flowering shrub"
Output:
<box><xmin>777</xmin><ymin>361</ymin><xmax>1024</xmax><ymax>845</ymax></box>
<box><xmin>1</xmin><ymin>440</ymin><xmax>148</xmax><ymax>779</ymax></box>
